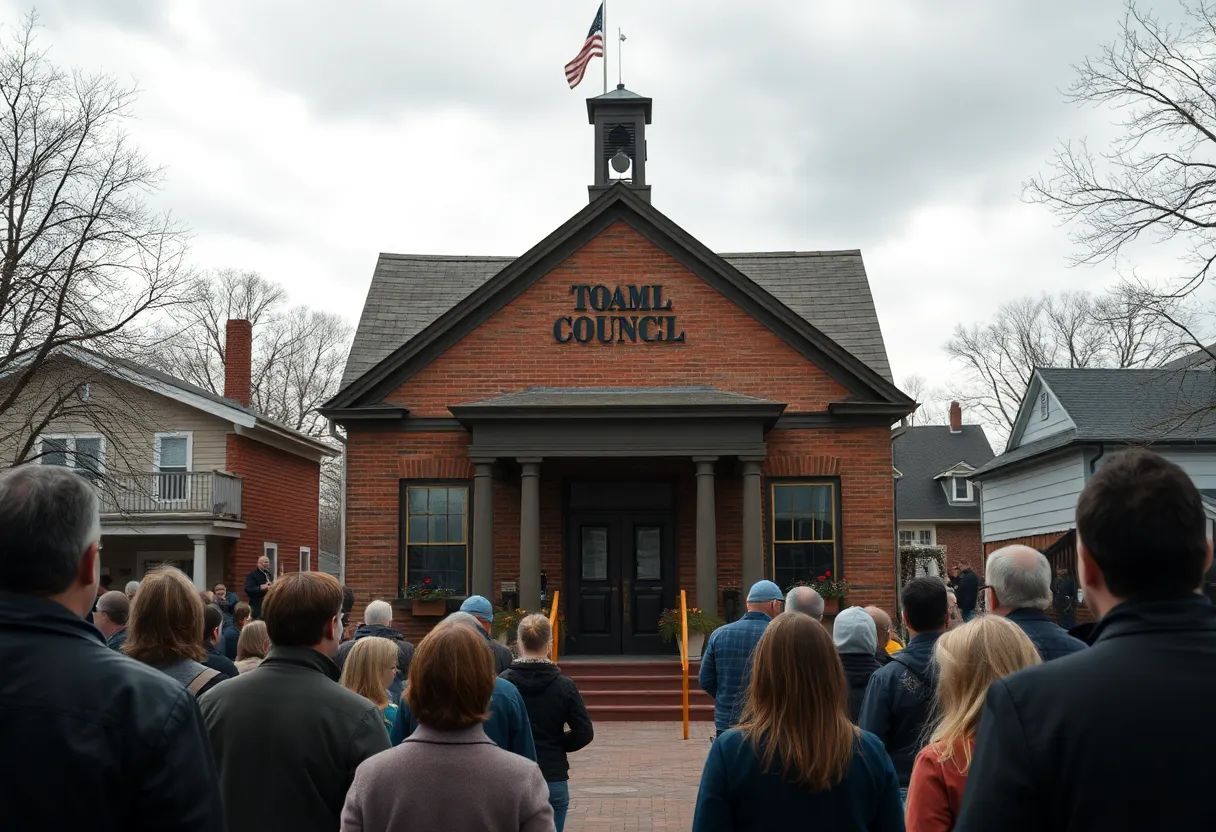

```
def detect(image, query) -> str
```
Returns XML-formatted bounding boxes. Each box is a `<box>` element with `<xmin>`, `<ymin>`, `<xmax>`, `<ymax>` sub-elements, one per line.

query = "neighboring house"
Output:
<box><xmin>972</xmin><ymin>368</ymin><xmax>1216</xmax><ymax>600</ymax></box>
<box><xmin>0</xmin><ymin>320</ymin><xmax>335</xmax><ymax>595</ymax></box>
<box><xmin>893</xmin><ymin>402</ymin><xmax>995</xmax><ymax>570</ymax></box>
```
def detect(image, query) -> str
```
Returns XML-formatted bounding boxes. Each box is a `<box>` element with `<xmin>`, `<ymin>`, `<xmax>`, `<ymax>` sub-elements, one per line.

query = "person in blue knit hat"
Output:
<box><xmin>460</xmin><ymin>595</ymin><xmax>514</xmax><ymax>673</ymax></box>
<box><xmin>697</xmin><ymin>580</ymin><xmax>784</xmax><ymax>736</ymax></box>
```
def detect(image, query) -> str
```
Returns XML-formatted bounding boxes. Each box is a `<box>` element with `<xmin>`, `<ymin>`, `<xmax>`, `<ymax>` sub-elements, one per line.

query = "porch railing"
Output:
<box><xmin>98</xmin><ymin>471</ymin><xmax>243</xmax><ymax>519</ymax></box>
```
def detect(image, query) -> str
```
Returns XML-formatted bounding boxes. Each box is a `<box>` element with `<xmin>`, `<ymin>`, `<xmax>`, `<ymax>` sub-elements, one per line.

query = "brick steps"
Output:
<box><xmin>559</xmin><ymin>658</ymin><xmax>714</xmax><ymax>722</ymax></box>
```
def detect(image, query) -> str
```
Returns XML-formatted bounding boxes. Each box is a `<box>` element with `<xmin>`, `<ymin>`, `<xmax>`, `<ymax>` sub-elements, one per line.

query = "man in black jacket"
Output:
<box><xmin>244</xmin><ymin>554</ymin><xmax>275</xmax><ymax>618</ymax></box>
<box><xmin>953</xmin><ymin>563</ymin><xmax>979</xmax><ymax>621</ymax></box>
<box><xmin>202</xmin><ymin>603</ymin><xmax>239</xmax><ymax>678</ymax></box>
<box><xmin>0</xmin><ymin>465</ymin><xmax>224</xmax><ymax>831</ymax></box>
<box><xmin>957</xmin><ymin>450</ymin><xmax>1216</xmax><ymax>831</ymax></box>
<box><xmin>200</xmin><ymin>571</ymin><xmax>390</xmax><ymax>832</ymax></box>
<box><xmin>984</xmin><ymin>545</ymin><xmax>1086</xmax><ymax>661</ymax></box>
<box><xmin>1052</xmin><ymin>566</ymin><xmax>1078</xmax><ymax>629</ymax></box>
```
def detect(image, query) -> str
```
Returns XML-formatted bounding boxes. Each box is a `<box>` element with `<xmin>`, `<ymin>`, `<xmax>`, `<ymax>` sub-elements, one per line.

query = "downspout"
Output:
<box><xmin>329</xmin><ymin>421</ymin><xmax>347</xmax><ymax>585</ymax></box>
<box><xmin>893</xmin><ymin>467</ymin><xmax>903</xmax><ymax>624</ymax></box>
<box><xmin>1089</xmin><ymin>443</ymin><xmax>1105</xmax><ymax>475</ymax></box>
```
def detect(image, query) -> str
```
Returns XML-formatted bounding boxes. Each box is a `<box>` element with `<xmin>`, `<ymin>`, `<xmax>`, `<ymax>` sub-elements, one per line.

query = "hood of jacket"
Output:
<box><xmin>833</xmin><ymin>607</ymin><xmax>878</xmax><ymax>655</ymax></box>
<box><xmin>500</xmin><ymin>661</ymin><xmax>562</xmax><ymax>695</ymax></box>
<box><xmin>353</xmin><ymin>623</ymin><xmax>404</xmax><ymax>641</ymax></box>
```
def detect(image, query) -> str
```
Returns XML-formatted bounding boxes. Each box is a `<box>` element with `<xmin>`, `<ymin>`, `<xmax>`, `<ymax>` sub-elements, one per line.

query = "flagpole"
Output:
<box><xmin>602</xmin><ymin>0</ymin><xmax>608</xmax><ymax>94</ymax></box>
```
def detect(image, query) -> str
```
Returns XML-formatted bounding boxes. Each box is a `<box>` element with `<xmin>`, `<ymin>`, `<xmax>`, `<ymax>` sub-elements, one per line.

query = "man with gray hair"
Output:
<box><xmin>0</xmin><ymin>464</ymin><xmax>223</xmax><ymax>830</ymax></box>
<box><xmin>986</xmin><ymin>544</ymin><xmax>1086</xmax><ymax>661</ymax></box>
<box><xmin>93</xmin><ymin>590</ymin><xmax>130</xmax><ymax>651</ymax></box>
<box><xmin>785</xmin><ymin>585</ymin><xmax>825</xmax><ymax>621</ymax></box>
<box><xmin>124</xmin><ymin>580</ymin><xmax>140</xmax><ymax>600</ymax></box>
<box><xmin>332</xmin><ymin>598</ymin><xmax>415</xmax><ymax>702</ymax></box>
<box><xmin>388</xmin><ymin>611</ymin><xmax>537</xmax><ymax>760</ymax></box>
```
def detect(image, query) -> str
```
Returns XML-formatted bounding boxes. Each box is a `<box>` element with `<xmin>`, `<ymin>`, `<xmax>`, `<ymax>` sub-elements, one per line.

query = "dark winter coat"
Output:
<box><xmin>199</xmin><ymin>645</ymin><xmax>390</xmax><ymax>832</ymax></box>
<box><xmin>500</xmin><ymin>660</ymin><xmax>594</xmax><ymax>782</ymax></box>
<box><xmin>1005</xmin><ymin>608</ymin><xmax>1087</xmax><ymax>662</ymax></box>
<box><xmin>333</xmin><ymin>623</ymin><xmax>415</xmax><ymax>703</ymax></box>
<box><xmin>956</xmin><ymin>595</ymin><xmax>1216</xmax><ymax>831</ymax></box>
<box><xmin>858</xmin><ymin>630</ymin><xmax>943</xmax><ymax>786</ymax></box>
<box><xmin>839</xmin><ymin>652</ymin><xmax>879</xmax><ymax>723</ymax></box>
<box><xmin>221</xmin><ymin>623</ymin><xmax>240</xmax><ymax>660</ymax></box>
<box><xmin>0</xmin><ymin>591</ymin><xmax>225</xmax><ymax>832</ymax></box>
<box><xmin>954</xmin><ymin>569</ymin><xmax>979</xmax><ymax>612</ymax></box>
<box><xmin>204</xmin><ymin>639</ymin><xmax>240</xmax><ymax>679</ymax></box>
<box><xmin>243</xmin><ymin>567</ymin><xmax>274</xmax><ymax>619</ymax></box>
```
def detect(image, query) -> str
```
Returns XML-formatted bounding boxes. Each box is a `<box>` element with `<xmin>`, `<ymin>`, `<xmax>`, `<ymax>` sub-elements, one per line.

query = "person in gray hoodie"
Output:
<box><xmin>834</xmin><ymin>605</ymin><xmax>880</xmax><ymax>722</ymax></box>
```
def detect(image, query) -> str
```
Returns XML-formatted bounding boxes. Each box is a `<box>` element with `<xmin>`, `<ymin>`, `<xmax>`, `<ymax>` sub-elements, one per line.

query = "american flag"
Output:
<box><xmin>564</xmin><ymin>4</ymin><xmax>604</xmax><ymax>90</ymax></box>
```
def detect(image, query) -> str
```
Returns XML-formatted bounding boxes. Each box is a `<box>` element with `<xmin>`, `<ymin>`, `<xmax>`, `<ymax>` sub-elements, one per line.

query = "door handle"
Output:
<box><xmin>623</xmin><ymin>579</ymin><xmax>631</xmax><ymax>624</ymax></box>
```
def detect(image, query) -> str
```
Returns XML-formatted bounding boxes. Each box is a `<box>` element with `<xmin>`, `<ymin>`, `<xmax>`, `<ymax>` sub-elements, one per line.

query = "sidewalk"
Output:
<box><xmin>566</xmin><ymin>722</ymin><xmax>714</xmax><ymax>832</ymax></box>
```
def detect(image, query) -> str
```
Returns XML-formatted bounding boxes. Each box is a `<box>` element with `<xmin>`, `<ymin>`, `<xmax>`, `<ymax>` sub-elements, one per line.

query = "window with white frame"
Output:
<box><xmin>37</xmin><ymin>435</ymin><xmax>105</xmax><ymax>482</ymax></box>
<box><xmin>299</xmin><ymin>546</ymin><xmax>311</xmax><ymax>572</ymax></box>
<box><xmin>952</xmin><ymin>476</ymin><xmax>973</xmax><ymax>502</ymax></box>
<box><xmin>899</xmin><ymin>527</ymin><xmax>935</xmax><ymax>547</ymax></box>
<box><xmin>263</xmin><ymin>542</ymin><xmax>279</xmax><ymax>575</ymax></box>
<box><xmin>154</xmin><ymin>432</ymin><xmax>192</xmax><ymax>501</ymax></box>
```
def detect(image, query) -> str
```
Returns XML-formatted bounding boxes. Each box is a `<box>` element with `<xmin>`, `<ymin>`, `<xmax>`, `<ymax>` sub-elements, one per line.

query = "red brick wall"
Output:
<box><xmin>384</xmin><ymin>222</ymin><xmax>852</xmax><ymax>415</ymax></box>
<box><xmin>342</xmin><ymin>220</ymin><xmax>898</xmax><ymax>637</ymax></box>
<box><xmin>225</xmin><ymin>434</ymin><xmax>321</xmax><ymax>597</ymax></box>
<box><xmin>936</xmin><ymin>522</ymin><xmax>984</xmax><ymax>575</ymax></box>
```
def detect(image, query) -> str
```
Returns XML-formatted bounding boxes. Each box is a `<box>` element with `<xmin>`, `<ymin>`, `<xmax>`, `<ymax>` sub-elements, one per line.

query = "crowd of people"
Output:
<box><xmin>2</xmin><ymin>447</ymin><xmax>1215</xmax><ymax>831</ymax></box>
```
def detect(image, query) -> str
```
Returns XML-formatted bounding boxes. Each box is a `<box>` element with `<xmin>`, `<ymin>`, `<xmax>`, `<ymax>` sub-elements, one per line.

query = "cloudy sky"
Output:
<box><xmin>6</xmin><ymin>0</ymin><xmax>1190</xmax><ymax>415</ymax></box>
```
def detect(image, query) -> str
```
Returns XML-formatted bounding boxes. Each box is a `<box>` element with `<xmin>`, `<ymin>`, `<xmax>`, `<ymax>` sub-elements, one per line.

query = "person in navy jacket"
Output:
<box><xmin>984</xmin><ymin>545</ymin><xmax>1086</xmax><ymax>662</ymax></box>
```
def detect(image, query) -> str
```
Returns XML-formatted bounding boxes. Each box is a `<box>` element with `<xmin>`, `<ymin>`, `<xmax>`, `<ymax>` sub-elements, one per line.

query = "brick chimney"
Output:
<box><xmin>224</xmin><ymin>319</ymin><xmax>253</xmax><ymax>408</ymax></box>
<box><xmin>949</xmin><ymin>401</ymin><xmax>963</xmax><ymax>434</ymax></box>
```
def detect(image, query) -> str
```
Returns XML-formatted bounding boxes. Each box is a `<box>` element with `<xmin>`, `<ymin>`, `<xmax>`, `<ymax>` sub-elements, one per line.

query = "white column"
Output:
<box><xmin>190</xmin><ymin>535</ymin><xmax>207</xmax><ymax>589</ymax></box>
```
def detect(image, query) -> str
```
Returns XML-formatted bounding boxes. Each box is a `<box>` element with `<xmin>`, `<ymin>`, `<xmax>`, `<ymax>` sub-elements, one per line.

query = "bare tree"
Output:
<box><xmin>1026</xmin><ymin>1</ymin><xmax>1216</xmax><ymax>296</ymax></box>
<box><xmin>0</xmin><ymin>13</ymin><xmax>192</xmax><ymax>464</ymax></box>
<box><xmin>146</xmin><ymin>268</ymin><xmax>351</xmax><ymax>438</ymax></box>
<box><xmin>900</xmin><ymin>374</ymin><xmax>950</xmax><ymax>426</ymax></box>
<box><xmin>946</xmin><ymin>288</ymin><xmax>1191</xmax><ymax>437</ymax></box>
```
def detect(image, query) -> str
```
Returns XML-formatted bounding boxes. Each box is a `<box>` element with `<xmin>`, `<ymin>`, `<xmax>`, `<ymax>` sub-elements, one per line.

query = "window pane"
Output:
<box><xmin>792</xmin><ymin>485</ymin><xmax>812</xmax><ymax>514</ymax></box>
<box><xmin>408</xmin><ymin>515</ymin><xmax>428</xmax><ymax>543</ymax></box>
<box><xmin>774</xmin><ymin>542</ymin><xmax>837</xmax><ymax>589</ymax></box>
<box><xmin>158</xmin><ymin>437</ymin><xmax>188</xmax><ymax>470</ymax></box>
<box><xmin>408</xmin><ymin>544</ymin><xmax>467</xmax><ymax>592</ymax></box>
<box><xmin>953</xmin><ymin>478</ymin><xmax>968</xmax><ymax>500</ymax></box>
<box><xmin>773</xmin><ymin>485</ymin><xmax>794</xmax><ymax>517</ymax></box>
<box><xmin>899</xmin><ymin>530</ymin><xmax>913</xmax><ymax>546</ymax></box>
<box><xmin>408</xmin><ymin>487</ymin><xmax>429</xmax><ymax>514</ymax></box>
<box><xmin>918</xmin><ymin>530</ymin><xmax>932</xmax><ymax>545</ymax></box>
<box><xmin>794</xmin><ymin>517</ymin><xmax>813</xmax><ymax>541</ymax></box>
<box><xmin>428</xmin><ymin>514</ymin><xmax>447</xmax><ymax>543</ymax></box>
<box><xmin>429</xmin><ymin>488</ymin><xmax>448</xmax><ymax>513</ymax></box>
<box><xmin>635</xmin><ymin>527</ymin><xmax>661</xmax><ymax>581</ymax></box>
<box><xmin>447</xmin><ymin>488</ymin><xmax>466</xmax><ymax>514</ymax></box>
<box><xmin>41</xmin><ymin>438</ymin><xmax>68</xmax><ymax>467</ymax></box>
<box><xmin>581</xmin><ymin>527</ymin><xmax>608</xmax><ymax>581</ymax></box>
<box><xmin>446</xmin><ymin>513</ymin><xmax>465</xmax><ymax>542</ymax></box>
<box><xmin>775</xmin><ymin>517</ymin><xmax>793</xmax><ymax>542</ymax></box>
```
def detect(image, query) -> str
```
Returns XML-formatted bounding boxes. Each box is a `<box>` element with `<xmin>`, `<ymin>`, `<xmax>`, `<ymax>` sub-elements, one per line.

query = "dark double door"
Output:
<box><xmin>566</xmin><ymin>510</ymin><xmax>676</xmax><ymax>655</ymax></box>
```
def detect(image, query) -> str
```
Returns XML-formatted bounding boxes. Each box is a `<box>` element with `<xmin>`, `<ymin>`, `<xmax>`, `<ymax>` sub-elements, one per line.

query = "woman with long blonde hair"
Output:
<box><xmin>234</xmin><ymin>620</ymin><xmax>270</xmax><ymax>673</ymax></box>
<box><xmin>339</xmin><ymin>636</ymin><xmax>400</xmax><ymax>732</ymax></box>
<box><xmin>691</xmin><ymin>612</ymin><xmax>904</xmax><ymax>831</ymax></box>
<box><xmin>905</xmin><ymin>615</ymin><xmax>1040</xmax><ymax>831</ymax></box>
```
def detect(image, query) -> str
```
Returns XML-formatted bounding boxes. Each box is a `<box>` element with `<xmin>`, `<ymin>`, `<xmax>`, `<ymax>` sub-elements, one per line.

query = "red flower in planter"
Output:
<box><xmin>424</xmin><ymin>578</ymin><xmax>432</xmax><ymax>585</ymax></box>
<box><xmin>825</xmin><ymin>571</ymin><xmax>831</xmax><ymax>577</ymax></box>
<box><xmin>816</xmin><ymin>575</ymin><xmax>826</xmax><ymax>582</ymax></box>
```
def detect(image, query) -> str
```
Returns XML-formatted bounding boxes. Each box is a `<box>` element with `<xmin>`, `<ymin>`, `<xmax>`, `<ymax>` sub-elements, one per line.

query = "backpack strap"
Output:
<box><xmin>188</xmin><ymin>667</ymin><xmax>223</xmax><ymax>697</ymax></box>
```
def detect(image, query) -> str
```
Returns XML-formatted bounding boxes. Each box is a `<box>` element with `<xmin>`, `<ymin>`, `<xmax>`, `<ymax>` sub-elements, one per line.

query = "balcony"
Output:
<box><xmin>98</xmin><ymin>471</ymin><xmax>243</xmax><ymax>520</ymax></box>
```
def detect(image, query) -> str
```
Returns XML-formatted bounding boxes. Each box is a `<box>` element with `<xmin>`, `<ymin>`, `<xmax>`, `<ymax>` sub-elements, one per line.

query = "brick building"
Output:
<box><xmin>324</xmin><ymin>87</ymin><xmax>914</xmax><ymax>652</ymax></box>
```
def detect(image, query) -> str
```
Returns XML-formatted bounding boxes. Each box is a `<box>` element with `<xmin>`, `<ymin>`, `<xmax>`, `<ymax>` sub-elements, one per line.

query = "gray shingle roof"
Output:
<box><xmin>892</xmin><ymin>425</ymin><xmax>995</xmax><ymax>521</ymax></box>
<box><xmin>341</xmin><ymin>250</ymin><xmax>893</xmax><ymax>389</ymax></box>
<box><xmin>456</xmin><ymin>386</ymin><xmax>782</xmax><ymax>409</ymax></box>
<box><xmin>1038</xmin><ymin>368</ymin><xmax>1216</xmax><ymax>441</ymax></box>
<box><xmin>974</xmin><ymin>368</ymin><xmax>1216</xmax><ymax>478</ymax></box>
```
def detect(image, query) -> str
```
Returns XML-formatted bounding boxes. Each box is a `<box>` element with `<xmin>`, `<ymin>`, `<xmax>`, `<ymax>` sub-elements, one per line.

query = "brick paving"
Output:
<box><xmin>565</xmin><ymin>722</ymin><xmax>714</xmax><ymax>832</ymax></box>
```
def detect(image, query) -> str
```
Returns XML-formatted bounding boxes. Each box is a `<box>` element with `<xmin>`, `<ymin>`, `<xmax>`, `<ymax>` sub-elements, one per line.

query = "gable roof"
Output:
<box><xmin>892</xmin><ymin>424</ymin><xmax>995</xmax><ymax>521</ymax></box>
<box><xmin>54</xmin><ymin>347</ymin><xmax>337</xmax><ymax>460</ymax></box>
<box><xmin>974</xmin><ymin>367</ymin><xmax>1216</xmax><ymax>478</ymax></box>
<box><xmin>332</xmin><ymin>184</ymin><xmax>904</xmax><ymax>411</ymax></box>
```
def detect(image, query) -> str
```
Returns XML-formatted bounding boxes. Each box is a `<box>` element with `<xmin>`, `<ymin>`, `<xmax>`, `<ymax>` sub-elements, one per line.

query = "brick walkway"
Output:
<box><xmin>565</xmin><ymin>722</ymin><xmax>714</xmax><ymax>832</ymax></box>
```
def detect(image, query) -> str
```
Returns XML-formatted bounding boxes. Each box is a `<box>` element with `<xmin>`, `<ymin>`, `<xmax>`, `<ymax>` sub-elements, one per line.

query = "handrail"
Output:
<box><xmin>548</xmin><ymin>590</ymin><xmax>561</xmax><ymax>663</ymax></box>
<box><xmin>679</xmin><ymin>589</ymin><xmax>690</xmax><ymax>740</ymax></box>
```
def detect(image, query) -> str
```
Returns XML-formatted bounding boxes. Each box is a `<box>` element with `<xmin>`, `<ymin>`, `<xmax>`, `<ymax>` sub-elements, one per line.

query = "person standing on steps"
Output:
<box><xmin>501</xmin><ymin>613</ymin><xmax>594</xmax><ymax>832</ymax></box>
<box><xmin>1052</xmin><ymin>566</ymin><xmax>1078</xmax><ymax>631</ymax></box>
<box><xmin>244</xmin><ymin>554</ymin><xmax>274</xmax><ymax>619</ymax></box>
<box><xmin>699</xmin><ymin>580</ymin><xmax>784</xmax><ymax>737</ymax></box>
<box><xmin>953</xmin><ymin>564</ymin><xmax>980</xmax><ymax>622</ymax></box>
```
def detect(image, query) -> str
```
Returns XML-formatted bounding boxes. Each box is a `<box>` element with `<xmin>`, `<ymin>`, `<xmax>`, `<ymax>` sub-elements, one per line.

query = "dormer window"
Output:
<box><xmin>952</xmin><ymin>476</ymin><xmax>973</xmax><ymax>502</ymax></box>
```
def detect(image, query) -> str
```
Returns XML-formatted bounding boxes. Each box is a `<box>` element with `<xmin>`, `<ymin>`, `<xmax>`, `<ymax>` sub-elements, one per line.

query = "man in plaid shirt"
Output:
<box><xmin>698</xmin><ymin>580</ymin><xmax>785</xmax><ymax>735</ymax></box>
